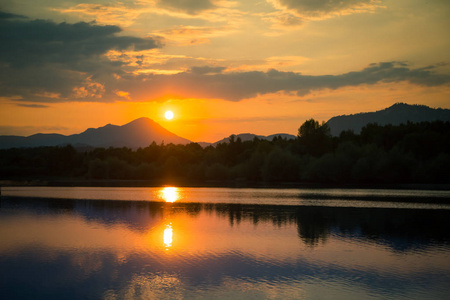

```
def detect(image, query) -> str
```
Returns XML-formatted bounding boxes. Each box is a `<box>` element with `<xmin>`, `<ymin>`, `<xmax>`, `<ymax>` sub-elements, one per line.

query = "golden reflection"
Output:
<box><xmin>163</xmin><ymin>224</ymin><xmax>173</xmax><ymax>248</ymax></box>
<box><xmin>160</xmin><ymin>187</ymin><xmax>179</xmax><ymax>203</ymax></box>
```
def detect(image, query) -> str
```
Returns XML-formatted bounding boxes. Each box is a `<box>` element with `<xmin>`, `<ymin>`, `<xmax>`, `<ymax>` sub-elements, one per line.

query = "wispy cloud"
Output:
<box><xmin>268</xmin><ymin>0</ymin><xmax>383</xmax><ymax>20</ymax></box>
<box><xmin>109</xmin><ymin>61</ymin><xmax>450</xmax><ymax>102</ymax></box>
<box><xmin>262</xmin><ymin>0</ymin><xmax>383</xmax><ymax>31</ymax></box>
<box><xmin>55</xmin><ymin>3</ymin><xmax>145</xmax><ymax>27</ymax></box>
<box><xmin>1</xmin><ymin>7</ymin><xmax>449</xmax><ymax>105</ymax></box>
<box><xmin>0</xmin><ymin>125</ymin><xmax>69</xmax><ymax>136</ymax></box>
<box><xmin>155</xmin><ymin>25</ymin><xmax>235</xmax><ymax>46</ymax></box>
<box><xmin>157</xmin><ymin>0</ymin><xmax>216</xmax><ymax>15</ymax></box>
<box><xmin>55</xmin><ymin>0</ymin><xmax>245</xmax><ymax>27</ymax></box>
<box><xmin>16</xmin><ymin>103</ymin><xmax>49</xmax><ymax>108</ymax></box>
<box><xmin>261</xmin><ymin>11</ymin><xmax>304</xmax><ymax>31</ymax></box>
<box><xmin>227</xmin><ymin>56</ymin><xmax>310</xmax><ymax>72</ymax></box>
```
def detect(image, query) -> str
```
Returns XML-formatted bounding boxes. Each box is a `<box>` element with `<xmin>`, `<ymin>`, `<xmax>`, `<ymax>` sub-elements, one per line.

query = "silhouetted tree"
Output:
<box><xmin>1</xmin><ymin>120</ymin><xmax>449</xmax><ymax>184</ymax></box>
<box><xmin>297</xmin><ymin>119</ymin><xmax>332</xmax><ymax>156</ymax></box>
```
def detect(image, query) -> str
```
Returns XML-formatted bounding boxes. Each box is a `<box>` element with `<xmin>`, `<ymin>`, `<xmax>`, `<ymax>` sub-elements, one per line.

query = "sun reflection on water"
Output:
<box><xmin>160</xmin><ymin>187</ymin><xmax>180</xmax><ymax>203</ymax></box>
<box><xmin>164</xmin><ymin>224</ymin><xmax>173</xmax><ymax>248</ymax></box>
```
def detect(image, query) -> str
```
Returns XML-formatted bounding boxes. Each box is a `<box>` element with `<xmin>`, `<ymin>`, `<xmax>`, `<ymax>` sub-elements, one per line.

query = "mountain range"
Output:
<box><xmin>326</xmin><ymin>103</ymin><xmax>450</xmax><ymax>136</ymax></box>
<box><xmin>1</xmin><ymin>103</ymin><xmax>449</xmax><ymax>149</ymax></box>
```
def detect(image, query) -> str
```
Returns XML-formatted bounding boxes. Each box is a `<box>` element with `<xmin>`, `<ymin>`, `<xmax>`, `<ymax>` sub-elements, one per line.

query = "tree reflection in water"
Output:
<box><xmin>2</xmin><ymin>196</ymin><xmax>449</xmax><ymax>251</ymax></box>
<box><xmin>1</xmin><ymin>193</ymin><xmax>450</xmax><ymax>300</ymax></box>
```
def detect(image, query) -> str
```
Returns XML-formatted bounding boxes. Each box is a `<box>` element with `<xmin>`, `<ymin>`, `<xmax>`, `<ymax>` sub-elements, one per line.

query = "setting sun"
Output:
<box><xmin>2</xmin><ymin>0</ymin><xmax>450</xmax><ymax>298</ymax></box>
<box><xmin>165</xmin><ymin>111</ymin><xmax>174</xmax><ymax>120</ymax></box>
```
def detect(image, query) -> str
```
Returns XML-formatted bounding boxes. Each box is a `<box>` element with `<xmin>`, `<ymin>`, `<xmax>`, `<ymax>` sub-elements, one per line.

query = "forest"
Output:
<box><xmin>1</xmin><ymin>120</ymin><xmax>449</xmax><ymax>185</ymax></box>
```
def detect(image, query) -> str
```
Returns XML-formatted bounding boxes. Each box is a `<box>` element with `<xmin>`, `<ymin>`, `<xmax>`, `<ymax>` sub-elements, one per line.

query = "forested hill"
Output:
<box><xmin>326</xmin><ymin>103</ymin><xmax>450</xmax><ymax>136</ymax></box>
<box><xmin>1</xmin><ymin>120</ymin><xmax>449</xmax><ymax>184</ymax></box>
<box><xmin>211</xmin><ymin>133</ymin><xmax>296</xmax><ymax>146</ymax></box>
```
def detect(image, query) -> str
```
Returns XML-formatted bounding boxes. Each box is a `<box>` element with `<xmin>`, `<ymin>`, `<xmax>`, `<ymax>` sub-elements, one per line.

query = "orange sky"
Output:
<box><xmin>1</xmin><ymin>0</ymin><xmax>449</xmax><ymax>142</ymax></box>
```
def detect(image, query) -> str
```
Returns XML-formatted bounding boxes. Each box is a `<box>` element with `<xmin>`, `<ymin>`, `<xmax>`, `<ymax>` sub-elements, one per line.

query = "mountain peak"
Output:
<box><xmin>387</xmin><ymin>102</ymin><xmax>431</xmax><ymax>111</ymax></box>
<box><xmin>0</xmin><ymin>117</ymin><xmax>191</xmax><ymax>149</ymax></box>
<box><xmin>390</xmin><ymin>102</ymin><xmax>409</xmax><ymax>107</ymax></box>
<box><xmin>73</xmin><ymin>117</ymin><xmax>190</xmax><ymax>148</ymax></box>
<box><xmin>126</xmin><ymin>117</ymin><xmax>154</xmax><ymax>124</ymax></box>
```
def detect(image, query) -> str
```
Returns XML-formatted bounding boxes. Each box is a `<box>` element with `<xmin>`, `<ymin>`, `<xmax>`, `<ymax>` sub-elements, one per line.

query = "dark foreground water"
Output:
<box><xmin>1</xmin><ymin>187</ymin><xmax>450</xmax><ymax>299</ymax></box>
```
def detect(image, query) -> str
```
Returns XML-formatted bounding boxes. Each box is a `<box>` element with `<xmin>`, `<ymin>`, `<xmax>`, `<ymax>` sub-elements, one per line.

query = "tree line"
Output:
<box><xmin>1</xmin><ymin>120</ymin><xmax>449</xmax><ymax>184</ymax></box>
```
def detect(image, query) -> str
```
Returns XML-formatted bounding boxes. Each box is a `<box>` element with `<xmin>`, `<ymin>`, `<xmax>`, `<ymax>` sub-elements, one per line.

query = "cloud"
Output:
<box><xmin>55</xmin><ymin>3</ymin><xmax>145</xmax><ymax>27</ymax></box>
<box><xmin>246</xmin><ymin>56</ymin><xmax>309</xmax><ymax>71</ymax></box>
<box><xmin>16</xmin><ymin>103</ymin><xmax>49</xmax><ymax>108</ymax></box>
<box><xmin>0</xmin><ymin>15</ymin><xmax>161</xmax><ymax>68</ymax></box>
<box><xmin>0</xmin><ymin>11</ymin><xmax>162</xmax><ymax>101</ymax></box>
<box><xmin>0</xmin><ymin>11</ymin><xmax>26</xmax><ymax>19</ymax></box>
<box><xmin>270</xmin><ymin>12</ymin><xmax>303</xmax><ymax>27</ymax></box>
<box><xmin>0</xmin><ymin>125</ymin><xmax>69</xmax><ymax>136</ymax></box>
<box><xmin>56</xmin><ymin>0</ymin><xmax>238</xmax><ymax>26</ymax></box>
<box><xmin>157</xmin><ymin>0</ymin><xmax>216</xmax><ymax>15</ymax></box>
<box><xmin>116</xmin><ymin>61</ymin><xmax>450</xmax><ymax>102</ymax></box>
<box><xmin>1</xmin><ymin>11</ymin><xmax>448</xmax><ymax>105</ymax></box>
<box><xmin>259</xmin><ymin>11</ymin><xmax>304</xmax><ymax>32</ymax></box>
<box><xmin>268</xmin><ymin>0</ymin><xmax>382</xmax><ymax>20</ymax></box>
<box><xmin>189</xmin><ymin>66</ymin><xmax>227</xmax><ymax>75</ymax></box>
<box><xmin>155</xmin><ymin>25</ymin><xmax>235</xmax><ymax>46</ymax></box>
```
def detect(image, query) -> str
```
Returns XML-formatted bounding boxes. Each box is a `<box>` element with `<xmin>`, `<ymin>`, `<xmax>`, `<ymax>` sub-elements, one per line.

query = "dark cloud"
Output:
<box><xmin>189</xmin><ymin>66</ymin><xmax>226</xmax><ymax>75</ymax></box>
<box><xmin>16</xmin><ymin>103</ymin><xmax>49</xmax><ymax>108</ymax></box>
<box><xmin>0</xmin><ymin>11</ymin><xmax>162</xmax><ymax>101</ymax></box>
<box><xmin>0</xmin><ymin>15</ymin><xmax>161</xmax><ymax>68</ymax></box>
<box><xmin>0</xmin><ymin>125</ymin><xmax>68</xmax><ymax>136</ymax></box>
<box><xmin>274</xmin><ymin>0</ymin><xmax>378</xmax><ymax>17</ymax></box>
<box><xmin>1</xmin><ymin>12</ymin><xmax>448</xmax><ymax>105</ymax></box>
<box><xmin>157</xmin><ymin>0</ymin><xmax>215</xmax><ymax>15</ymax></box>
<box><xmin>119</xmin><ymin>62</ymin><xmax>450</xmax><ymax>101</ymax></box>
<box><xmin>0</xmin><ymin>11</ymin><xmax>26</xmax><ymax>19</ymax></box>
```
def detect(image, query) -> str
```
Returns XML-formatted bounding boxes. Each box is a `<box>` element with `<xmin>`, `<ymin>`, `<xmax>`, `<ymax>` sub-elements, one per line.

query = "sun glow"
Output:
<box><xmin>160</xmin><ymin>187</ymin><xmax>180</xmax><ymax>203</ymax></box>
<box><xmin>163</xmin><ymin>224</ymin><xmax>173</xmax><ymax>248</ymax></box>
<box><xmin>165</xmin><ymin>110</ymin><xmax>174</xmax><ymax>120</ymax></box>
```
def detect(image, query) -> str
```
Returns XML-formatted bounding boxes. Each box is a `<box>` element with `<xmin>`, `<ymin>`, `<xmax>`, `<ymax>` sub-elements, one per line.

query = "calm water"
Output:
<box><xmin>1</xmin><ymin>187</ymin><xmax>450</xmax><ymax>299</ymax></box>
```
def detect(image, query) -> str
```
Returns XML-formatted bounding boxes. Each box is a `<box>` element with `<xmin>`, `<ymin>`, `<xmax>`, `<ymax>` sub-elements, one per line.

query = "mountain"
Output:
<box><xmin>326</xmin><ymin>103</ymin><xmax>450</xmax><ymax>136</ymax></box>
<box><xmin>67</xmin><ymin>118</ymin><xmax>190</xmax><ymax>148</ymax></box>
<box><xmin>0</xmin><ymin>133</ymin><xmax>67</xmax><ymax>149</ymax></box>
<box><xmin>0</xmin><ymin>117</ymin><xmax>191</xmax><ymax>149</ymax></box>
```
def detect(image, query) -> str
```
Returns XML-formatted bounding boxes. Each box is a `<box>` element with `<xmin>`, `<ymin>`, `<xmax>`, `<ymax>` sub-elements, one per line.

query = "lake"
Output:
<box><xmin>1</xmin><ymin>187</ymin><xmax>450</xmax><ymax>299</ymax></box>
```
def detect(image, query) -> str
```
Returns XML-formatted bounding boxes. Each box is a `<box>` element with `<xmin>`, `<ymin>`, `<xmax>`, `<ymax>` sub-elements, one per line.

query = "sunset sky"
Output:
<box><xmin>1</xmin><ymin>0</ymin><xmax>449</xmax><ymax>142</ymax></box>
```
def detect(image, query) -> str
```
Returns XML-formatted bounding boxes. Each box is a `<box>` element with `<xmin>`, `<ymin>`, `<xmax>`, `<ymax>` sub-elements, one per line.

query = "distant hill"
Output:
<box><xmin>0</xmin><ymin>133</ymin><xmax>67</xmax><ymax>149</ymax></box>
<box><xmin>0</xmin><ymin>117</ymin><xmax>191</xmax><ymax>149</ymax></box>
<box><xmin>326</xmin><ymin>103</ymin><xmax>450</xmax><ymax>136</ymax></box>
<box><xmin>204</xmin><ymin>133</ymin><xmax>296</xmax><ymax>147</ymax></box>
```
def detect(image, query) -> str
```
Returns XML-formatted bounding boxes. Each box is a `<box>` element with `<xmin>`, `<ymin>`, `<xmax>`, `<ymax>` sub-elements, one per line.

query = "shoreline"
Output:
<box><xmin>1</xmin><ymin>178</ymin><xmax>450</xmax><ymax>191</ymax></box>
